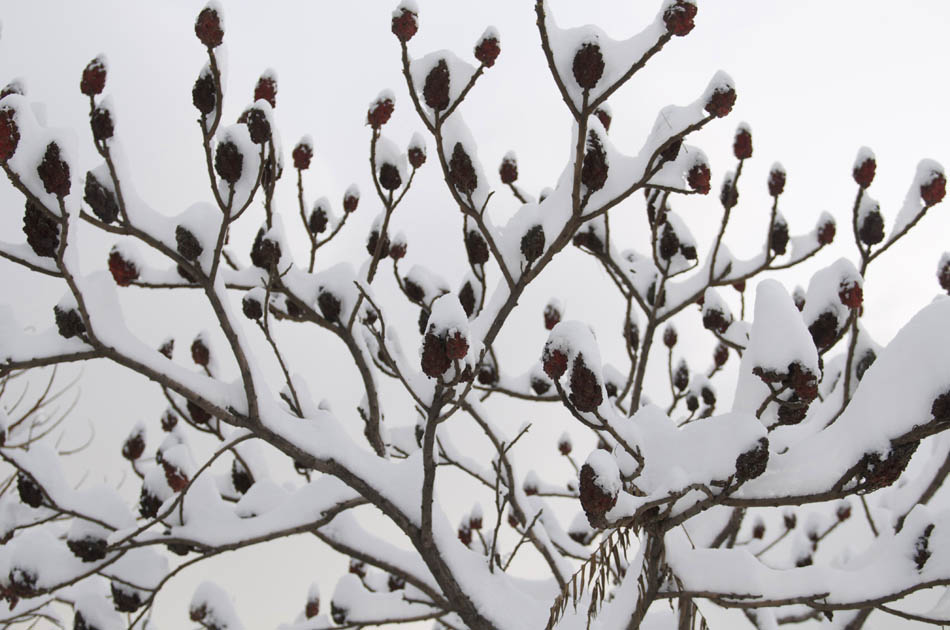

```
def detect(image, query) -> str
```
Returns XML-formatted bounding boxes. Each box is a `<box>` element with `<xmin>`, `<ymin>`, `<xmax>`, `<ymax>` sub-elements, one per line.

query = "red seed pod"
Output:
<box><xmin>594</xmin><ymin>107</ymin><xmax>611</xmax><ymax>132</ymax></box>
<box><xmin>474</xmin><ymin>33</ymin><xmax>500</xmax><ymax>68</ymax></box>
<box><xmin>423</xmin><ymin>59</ymin><xmax>451</xmax><ymax>111</ymax></box>
<box><xmin>663</xmin><ymin>0</ymin><xmax>697</xmax><ymax>36</ymax></box>
<box><xmin>733</xmin><ymin>126</ymin><xmax>752</xmax><ymax>160</ymax></box>
<box><xmin>818</xmin><ymin>219</ymin><xmax>836</xmax><ymax>245</ymax></box>
<box><xmin>768</xmin><ymin>166</ymin><xmax>786</xmax><ymax>196</ymax></box>
<box><xmin>308</xmin><ymin>206</ymin><xmax>328</xmax><ymax>234</ymax></box>
<box><xmin>379</xmin><ymin>162</ymin><xmax>402</xmax><ymax>191</ymax></box>
<box><xmin>187</xmin><ymin>399</ymin><xmax>211</xmax><ymax>424</ymax></box>
<box><xmin>581</xmin><ymin>131</ymin><xmax>608</xmax><ymax>192</ymax></box>
<box><xmin>90</xmin><ymin>106</ymin><xmax>114</xmax><ymax>142</ymax></box>
<box><xmin>569</xmin><ymin>355</ymin><xmax>602</xmax><ymax>413</ymax></box>
<box><xmin>421</xmin><ymin>333</ymin><xmax>451</xmax><ymax>377</ymax></box>
<box><xmin>108</xmin><ymin>248</ymin><xmax>139</xmax><ymax>286</ymax></box>
<box><xmin>445</xmin><ymin>331</ymin><xmax>469</xmax><ymax>361</ymax></box>
<box><xmin>245</xmin><ymin>107</ymin><xmax>271</xmax><ymax>145</ymax></box>
<box><xmin>542</xmin><ymin>347</ymin><xmax>568</xmax><ymax>380</ymax></box>
<box><xmin>122</xmin><ymin>430</ymin><xmax>146</xmax><ymax>461</ymax></box>
<box><xmin>732</xmin><ymin>279</ymin><xmax>746</xmax><ymax>293</ymax></box>
<box><xmin>572</xmin><ymin>43</ymin><xmax>604</xmax><ymax>90</ymax></box>
<box><xmin>195</xmin><ymin>6</ymin><xmax>224</xmax><ymax>48</ymax></box>
<box><xmin>191</xmin><ymin>336</ymin><xmax>210</xmax><ymax>367</ymax></box>
<box><xmin>391</xmin><ymin>7</ymin><xmax>418</xmax><ymax>42</ymax></box>
<box><xmin>242</xmin><ymin>294</ymin><xmax>263</xmax><ymax>320</ymax></box>
<box><xmin>579</xmin><ymin>462</ymin><xmax>617</xmax><ymax>529</ymax></box>
<box><xmin>713</xmin><ymin>343</ymin><xmax>729</xmax><ymax>367</ymax></box>
<box><xmin>318</xmin><ymin>290</ymin><xmax>342</xmax><ymax>323</ymax></box>
<box><xmin>408</xmin><ymin>146</ymin><xmax>426</xmax><ymax>169</ymax></box>
<box><xmin>163</xmin><ymin>462</ymin><xmax>188</xmax><ymax>492</ymax></box>
<box><xmin>343</xmin><ymin>188</ymin><xmax>360</xmax><ymax>213</ymax></box>
<box><xmin>23</xmin><ymin>201</ymin><xmax>60</xmax><ymax>258</ymax></box>
<box><xmin>808</xmin><ymin>311</ymin><xmax>839</xmax><ymax>350</ymax></box>
<box><xmin>921</xmin><ymin>170</ymin><xmax>947</xmax><ymax>206</ymax></box>
<box><xmin>705</xmin><ymin>85</ymin><xmax>736</xmax><ymax>118</ymax></box>
<box><xmin>459</xmin><ymin>281</ymin><xmax>476</xmax><ymax>318</ymax></box>
<box><xmin>37</xmin><ymin>141</ymin><xmax>71</xmax><ymax>198</ymax></box>
<box><xmin>366</xmin><ymin>229</ymin><xmax>391</xmax><ymax>258</ymax></box>
<box><xmin>389</xmin><ymin>241</ymin><xmax>407</xmax><ymax>260</ymax></box>
<box><xmin>465</xmin><ymin>230</ymin><xmax>489</xmax><ymax>265</ymax></box>
<box><xmin>770</xmin><ymin>220</ymin><xmax>789</xmax><ymax>256</ymax></box>
<box><xmin>80</xmin><ymin>57</ymin><xmax>107</xmax><ymax>97</ymax></box>
<box><xmin>499</xmin><ymin>155</ymin><xmax>518</xmax><ymax>184</ymax></box>
<box><xmin>838</xmin><ymin>280</ymin><xmax>863</xmax><ymax>309</ymax></box>
<box><xmin>687</xmin><ymin>162</ymin><xmax>711</xmax><ymax>195</ymax></box>
<box><xmin>0</xmin><ymin>106</ymin><xmax>20</xmax><ymax>162</ymax></box>
<box><xmin>192</xmin><ymin>72</ymin><xmax>216</xmax><ymax>115</ymax></box>
<box><xmin>366</xmin><ymin>96</ymin><xmax>394</xmax><ymax>129</ymax></box>
<box><xmin>663</xmin><ymin>325</ymin><xmax>677</xmax><ymax>348</ymax></box>
<box><xmin>858</xmin><ymin>207</ymin><xmax>885</xmax><ymax>246</ymax></box>
<box><xmin>673</xmin><ymin>361</ymin><xmax>689</xmax><ymax>391</ymax></box>
<box><xmin>305</xmin><ymin>596</ymin><xmax>320</xmax><ymax>620</ymax></box>
<box><xmin>543</xmin><ymin>302</ymin><xmax>561</xmax><ymax>330</ymax></box>
<box><xmin>176</xmin><ymin>225</ymin><xmax>203</xmax><ymax>261</ymax></box>
<box><xmin>450</xmin><ymin>143</ymin><xmax>478</xmax><ymax>194</ymax></box>
<box><xmin>521</xmin><ymin>225</ymin><xmax>545</xmax><ymax>263</ymax></box>
<box><xmin>853</xmin><ymin>154</ymin><xmax>876</xmax><ymax>188</ymax></box>
<box><xmin>254</xmin><ymin>74</ymin><xmax>277</xmax><ymax>108</ymax></box>
<box><xmin>293</xmin><ymin>140</ymin><xmax>313</xmax><ymax>170</ymax></box>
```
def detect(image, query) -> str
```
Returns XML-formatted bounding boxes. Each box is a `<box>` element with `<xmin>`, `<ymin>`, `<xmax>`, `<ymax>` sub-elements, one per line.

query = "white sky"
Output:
<box><xmin>2</xmin><ymin>1</ymin><xmax>950</xmax><ymax>628</ymax></box>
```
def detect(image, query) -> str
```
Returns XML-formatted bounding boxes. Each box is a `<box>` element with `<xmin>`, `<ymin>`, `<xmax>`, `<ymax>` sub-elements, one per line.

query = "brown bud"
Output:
<box><xmin>391</xmin><ymin>7</ymin><xmax>418</xmax><ymax>42</ymax></box>
<box><xmin>594</xmin><ymin>107</ymin><xmax>611</xmax><ymax>132</ymax></box>
<box><xmin>838</xmin><ymin>280</ymin><xmax>863</xmax><ymax>309</ymax></box>
<box><xmin>84</xmin><ymin>173</ymin><xmax>119</xmax><ymax>225</ymax></box>
<box><xmin>245</xmin><ymin>107</ymin><xmax>271</xmax><ymax>145</ymax></box>
<box><xmin>80</xmin><ymin>57</ymin><xmax>107</xmax><ymax>96</ymax></box>
<box><xmin>90</xmin><ymin>106</ymin><xmax>114</xmax><ymax>142</ymax></box>
<box><xmin>705</xmin><ymin>86</ymin><xmax>736</xmax><ymax>118</ymax></box>
<box><xmin>163</xmin><ymin>462</ymin><xmax>188</xmax><ymax>492</ymax></box>
<box><xmin>938</xmin><ymin>257</ymin><xmax>950</xmax><ymax>293</ymax></box>
<box><xmin>499</xmin><ymin>155</ymin><xmax>518</xmax><ymax>184</ymax></box>
<box><xmin>17</xmin><ymin>472</ymin><xmax>43</xmax><ymax>508</ymax></box>
<box><xmin>367</xmin><ymin>97</ymin><xmax>394</xmax><ymax>129</ymax></box>
<box><xmin>122</xmin><ymin>430</ymin><xmax>145</xmax><ymax>461</ymax></box>
<box><xmin>366</xmin><ymin>229</ymin><xmax>390</xmax><ymax>258</ymax></box>
<box><xmin>673</xmin><ymin>361</ymin><xmax>689</xmax><ymax>391</ymax></box>
<box><xmin>768</xmin><ymin>166</ymin><xmax>786</xmax><ymax>196</ymax></box>
<box><xmin>663</xmin><ymin>325</ymin><xmax>677</xmax><ymax>348</ymax></box>
<box><xmin>195</xmin><ymin>6</ymin><xmax>224</xmax><ymax>48</ymax></box>
<box><xmin>158</xmin><ymin>340</ymin><xmax>175</xmax><ymax>360</ymax></box>
<box><xmin>343</xmin><ymin>189</ymin><xmax>360</xmax><ymax>213</ymax></box>
<box><xmin>808</xmin><ymin>311</ymin><xmax>839</xmax><ymax>350</ymax></box>
<box><xmin>474</xmin><ymin>35</ymin><xmax>500</xmax><ymax>68</ymax></box>
<box><xmin>735</xmin><ymin>438</ymin><xmax>769</xmax><ymax>482</ymax></box>
<box><xmin>379</xmin><ymin>162</ymin><xmax>402</xmax><ymax>190</ymax></box>
<box><xmin>817</xmin><ymin>219</ymin><xmax>836</xmax><ymax>246</ymax></box>
<box><xmin>242</xmin><ymin>294</ymin><xmax>263</xmax><ymax>320</ymax></box>
<box><xmin>733</xmin><ymin>126</ymin><xmax>752</xmax><ymax>160</ymax></box>
<box><xmin>658</xmin><ymin>225</ymin><xmax>679</xmax><ymax>260</ymax></box>
<box><xmin>408</xmin><ymin>146</ymin><xmax>426</xmax><ymax>169</ymax></box>
<box><xmin>663</xmin><ymin>1</ymin><xmax>697</xmax><ymax>36</ymax></box>
<box><xmin>459</xmin><ymin>281</ymin><xmax>476</xmax><ymax>318</ymax></box>
<box><xmin>293</xmin><ymin>140</ymin><xmax>313</xmax><ymax>170</ymax></box>
<box><xmin>108</xmin><ymin>248</ymin><xmax>139</xmax><ymax>286</ymax></box>
<box><xmin>572</xmin><ymin>43</ymin><xmax>604</xmax><ymax>90</ymax></box>
<box><xmin>423</xmin><ymin>59</ymin><xmax>450</xmax><ymax>111</ymax></box>
<box><xmin>713</xmin><ymin>343</ymin><xmax>729</xmax><ymax>367</ymax></box>
<box><xmin>465</xmin><ymin>230</ymin><xmax>489</xmax><ymax>266</ymax></box>
<box><xmin>254</xmin><ymin>75</ymin><xmax>277</xmax><ymax>108</ymax></box>
<box><xmin>581</xmin><ymin>131</ymin><xmax>608</xmax><ymax>192</ymax></box>
<box><xmin>389</xmin><ymin>241</ymin><xmax>407</xmax><ymax>260</ymax></box>
<box><xmin>921</xmin><ymin>170</ymin><xmax>947</xmax><ymax>206</ymax></box>
<box><xmin>175</xmin><ymin>225</ymin><xmax>203</xmax><ymax>261</ymax></box>
<box><xmin>521</xmin><ymin>225</ymin><xmax>545</xmax><ymax>263</ymax></box>
<box><xmin>37</xmin><ymin>141</ymin><xmax>71</xmax><ymax>198</ymax></box>
<box><xmin>569</xmin><ymin>355</ymin><xmax>602</xmax><ymax>413</ymax></box>
<box><xmin>687</xmin><ymin>162</ymin><xmax>710</xmax><ymax>195</ymax></box>
<box><xmin>317</xmin><ymin>290</ymin><xmax>341</xmax><ymax>322</ymax></box>
<box><xmin>853</xmin><ymin>155</ymin><xmax>876</xmax><ymax>188</ymax></box>
<box><xmin>23</xmin><ymin>200</ymin><xmax>59</xmax><ymax>258</ymax></box>
<box><xmin>308</xmin><ymin>207</ymin><xmax>328</xmax><ymax>234</ymax></box>
<box><xmin>187</xmin><ymin>399</ymin><xmax>211</xmax><ymax>424</ymax></box>
<box><xmin>250</xmin><ymin>228</ymin><xmax>281</xmax><ymax>269</ymax></box>
<box><xmin>858</xmin><ymin>207</ymin><xmax>885</xmax><ymax>246</ymax></box>
<box><xmin>769</xmin><ymin>220</ymin><xmax>789</xmax><ymax>256</ymax></box>
<box><xmin>579</xmin><ymin>463</ymin><xmax>616</xmax><ymax>529</ymax></box>
<box><xmin>191</xmin><ymin>337</ymin><xmax>210</xmax><ymax>367</ymax></box>
<box><xmin>192</xmin><ymin>72</ymin><xmax>216</xmax><ymax>115</ymax></box>
<box><xmin>544</xmin><ymin>302</ymin><xmax>561</xmax><ymax>331</ymax></box>
<box><xmin>542</xmin><ymin>347</ymin><xmax>568</xmax><ymax>380</ymax></box>
<box><xmin>0</xmin><ymin>106</ymin><xmax>19</xmax><ymax>162</ymax></box>
<box><xmin>449</xmin><ymin>142</ymin><xmax>477</xmax><ymax>194</ymax></box>
<box><xmin>214</xmin><ymin>140</ymin><xmax>243</xmax><ymax>184</ymax></box>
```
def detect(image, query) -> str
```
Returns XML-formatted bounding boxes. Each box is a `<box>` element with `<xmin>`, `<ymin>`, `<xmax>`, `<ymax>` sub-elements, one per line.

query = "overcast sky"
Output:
<box><xmin>2</xmin><ymin>1</ymin><xmax>949</xmax><ymax>628</ymax></box>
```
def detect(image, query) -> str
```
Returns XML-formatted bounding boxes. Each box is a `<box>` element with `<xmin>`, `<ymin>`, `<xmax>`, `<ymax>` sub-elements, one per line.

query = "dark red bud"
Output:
<box><xmin>195</xmin><ymin>7</ymin><xmax>224</xmax><ymax>48</ymax></box>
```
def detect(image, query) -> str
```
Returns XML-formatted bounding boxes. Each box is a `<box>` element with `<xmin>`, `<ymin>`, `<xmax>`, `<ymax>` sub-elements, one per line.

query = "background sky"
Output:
<box><xmin>2</xmin><ymin>1</ymin><xmax>950</xmax><ymax>628</ymax></box>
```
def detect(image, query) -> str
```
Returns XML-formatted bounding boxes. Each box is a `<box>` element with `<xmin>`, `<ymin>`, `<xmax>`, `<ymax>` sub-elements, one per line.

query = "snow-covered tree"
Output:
<box><xmin>1</xmin><ymin>2</ymin><xmax>950</xmax><ymax>629</ymax></box>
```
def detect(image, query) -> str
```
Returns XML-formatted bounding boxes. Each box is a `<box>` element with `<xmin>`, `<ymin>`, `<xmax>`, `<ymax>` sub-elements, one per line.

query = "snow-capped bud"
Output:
<box><xmin>768</xmin><ymin>164</ymin><xmax>786</xmax><ymax>196</ymax></box>
<box><xmin>158</xmin><ymin>339</ymin><xmax>174</xmax><ymax>360</ymax></box>
<box><xmin>378</xmin><ymin>162</ymin><xmax>402</xmax><ymax>190</ymax></box>
<box><xmin>214</xmin><ymin>139</ymin><xmax>243</xmax><ymax>184</ymax></box>
<box><xmin>163</xmin><ymin>460</ymin><xmax>188</xmax><ymax>492</ymax></box>
<box><xmin>387</xmin><ymin>574</ymin><xmax>406</xmax><ymax>592</ymax></box>
<box><xmin>450</xmin><ymin>142</ymin><xmax>477</xmax><ymax>194</ymax></box>
<box><xmin>445</xmin><ymin>331</ymin><xmax>469</xmax><ymax>361</ymax></box>
<box><xmin>686</xmin><ymin>393</ymin><xmax>699</xmax><ymax>411</ymax></box>
<box><xmin>474</xmin><ymin>29</ymin><xmax>500</xmax><ymax>68</ymax></box>
<box><xmin>366</xmin><ymin>229</ymin><xmax>390</xmax><ymax>257</ymax></box>
<box><xmin>521</xmin><ymin>225</ymin><xmax>545</xmax><ymax>263</ymax></box>
<box><xmin>858</xmin><ymin>203</ymin><xmax>885</xmax><ymax>246</ymax></box>
<box><xmin>391</xmin><ymin>5</ymin><xmax>418</xmax><ymax>42</ymax></box>
<box><xmin>531</xmin><ymin>376</ymin><xmax>550</xmax><ymax>395</ymax></box>
<box><xmin>90</xmin><ymin>106</ymin><xmax>113</xmax><ymax>142</ymax></box>
<box><xmin>305</xmin><ymin>586</ymin><xmax>320</xmax><ymax>619</ymax></box>
<box><xmin>112</xmin><ymin>582</ymin><xmax>144</xmax><ymax>613</ymax></box>
<box><xmin>242</xmin><ymin>293</ymin><xmax>263</xmax><ymax>320</ymax></box>
<box><xmin>569</xmin><ymin>355</ymin><xmax>602</xmax><ymax>412</ymax></box>
<box><xmin>122</xmin><ymin>425</ymin><xmax>146</xmax><ymax>461</ymax></box>
<box><xmin>687</xmin><ymin>161</ymin><xmax>711</xmax><ymax>194</ymax></box>
<box><xmin>713</xmin><ymin>343</ymin><xmax>728</xmax><ymax>367</ymax></box>
<box><xmin>318</xmin><ymin>289</ymin><xmax>342</xmax><ymax>323</ymax></box>
<box><xmin>477</xmin><ymin>363</ymin><xmax>497</xmax><ymax>385</ymax></box>
<box><xmin>663</xmin><ymin>0</ymin><xmax>697</xmax><ymax>36</ymax></box>
<box><xmin>625</xmin><ymin>319</ymin><xmax>640</xmax><ymax>349</ymax></box>
<box><xmin>0</xmin><ymin>106</ymin><xmax>19</xmax><ymax>162</ymax></box>
<box><xmin>855</xmin><ymin>349</ymin><xmax>876</xmax><ymax>382</ymax></box>
<box><xmin>423</xmin><ymin>59</ymin><xmax>450</xmax><ymax>111</ymax></box>
<box><xmin>160</xmin><ymin>409</ymin><xmax>178</xmax><ymax>432</ymax></box>
<box><xmin>245</xmin><ymin>107</ymin><xmax>271</xmax><ymax>145</ymax></box>
<box><xmin>254</xmin><ymin>73</ymin><xmax>277</xmax><ymax>108</ymax></box>
<box><xmin>343</xmin><ymin>186</ymin><xmax>360</xmax><ymax>212</ymax></box>
<box><xmin>192</xmin><ymin>71</ymin><xmax>216</xmax><ymax>115</ymax></box>
<box><xmin>421</xmin><ymin>333</ymin><xmax>451</xmax><ymax>378</ymax></box>
<box><xmin>309</xmin><ymin>205</ymin><xmax>328</xmax><ymax>234</ymax></box>
<box><xmin>367</xmin><ymin>93</ymin><xmax>394</xmax><ymax>129</ymax></box>
<box><xmin>558</xmin><ymin>433</ymin><xmax>572</xmax><ymax>455</ymax></box>
<box><xmin>673</xmin><ymin>360</ymin><xmax>689</xmax><ymax>391</ymax></box>
<box><xmin>769</xmin><ymin>217</ymin><xmax>789</xmax><ymax>255</ymax></box>
<box><xmin>792</xmin><ymin>286</ymin><xmax>806</xmax><ymax>311</ymax></box>
<box><xmin>195</xmin><ymin>6</ymin><xmax>224</xmax><ymax>48</ymax></box>
<box><xmin>108</xmin><ymin>248</ymin><xmax>139</xmax><ymax>286</ymax></box>
<box><xmin>37</xmin><ymin>141</ymin><xmax>71</xmax><ymax>198</ymax></box>
<box><xmin>735</xmin><ymin>438</ymin><xmax>769</xmax><ymax>482</ymax></box>
<box><xmin>817</xmin><ymin>216</ymin><xmax>836</xmax><ymax>246</ymax></box>
<box><xmin>408</xmin><ymin>134</ymin><xmax>426</xmax><ymax>168</ymax></box>
<box><xmin>581</xmin><ymin>131</ymin><xmax>608</xmax><ymax>192</ymax></box>
<box><xmin>921</xmin><ymin>168</ymin><xmax>947</xmax><ymax>206</ymax></box>
<box><xmin>838</xmin><ymin>278</ymin><xmax>863</xmax><ymax>309</ymax></box>
<box><xmin>80</xmin><ymin>56</ymin><xmax>107</xmax><ymax>96</ymax></box>
<box><xmin>752</xmin><ymin>518</ymin><xmax>765</xmax><ymax>539</ymax></box>
<box><xmin>542</xmin><ymin>347</ymin><xmax>568</xmax><ymax>380</ymax></box>
<box><xmin>808</xmin><ymin>311</ymin><xmax>839</xmax><ymax>351</ymax></box>
<box><xmin>250</xmin><ymin>228</ymin><xmax>281</xmax><ymax>269</ymax></box>
<box><xmin>579</xmin><ymin>451</ymin><xmax>619</xmax><ymax>529</ymax></box>
<box><xmin>663</xmin><ymin>325</ymin><xmax>677</xmax><ymax>348</ymax></box>
<box><xmin>852</xmin><ymin>147</ymin><xmax>876</xmax><ymax>188</ymax></box>
<box><xmin>720</xmin><ymin>173</ymin><xmax>738</xmax><ymax>209</ymax></box>
<box><xmin>705</xmin><ymin>84</ymin><xmax>736</xmax><ymax>118</ymax></box>
<box><xmin>174</xmin><ymin>226</ymin><xmax>202</xmax><ymax>261</ymax></box>
<box><xmin>186</xmin><ymin>398</ymin><xmax>210</xmax><ymax>424</ymax></box>
<box><xmin>499</xmin><ymin>153</ymin><xmax>518</xmax><ymax>184</ymax></box>
<box><xmin>594</xmin><ymin>106</ymin><xmax>611</xmax><ymax>132</ymax></box>
<box><xmin>191</xmin><ymin>335</ymin><xmax>210</xmax><ymax>367</ymax></box>
<box><xmin>0</xmin><ymin>80</ymin><xmax>23</xmax><ymax>101</ymax></box>
<box><xmin>293</xmin><ymin>138</ymin><xmax>313</xmax><ymax>170</ymax></box>
<box><xmin>914</xmin><ymin>524</ymin><xmax>935</xmax><ymax>571</ymax></box>
<box><xmin>544</xmin><ymin>301</ymin><xmax>561</xmax><ymax>330</ymax></box>
<box><xmin>572</xmin><ymin>42</ymin><xmax>604</xmax><ymax>90</ymax></box>
<box><xmin>23</xmin><ymin>201</ymin><xmax>59</xmax><ymax>258</ymax></box>
<box><xmin>17</xmin><ymin>473</ymin><xmax>43</xmax><ymax>508</ymax></box>
<box><xmin>733</xmin><ymin>124</ymin><xmax>752</xmax><ymax>159</ymax></box>
<box><xmin>389</xmin><ymin>239</ymin><xmax>407</xmax><ymax>260</ymax></box>
<box><xmin>465</xmin><ymin>230</ymin><xmax>489</xmax><ymax>265</ymax></box>
<box><xmin>938</xmin><ymin>254</ymin><xmax>950</xmax><ymax>293</ymax></box>
<box><xmin>836</xmin><ymin>502</ymin><xmax>852</xmax><ymax>522</ymax></box>
<box><xmin>658</xmin><ymin>224</ymin><xmax>680</xmax><ymax>260</ymax></box>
